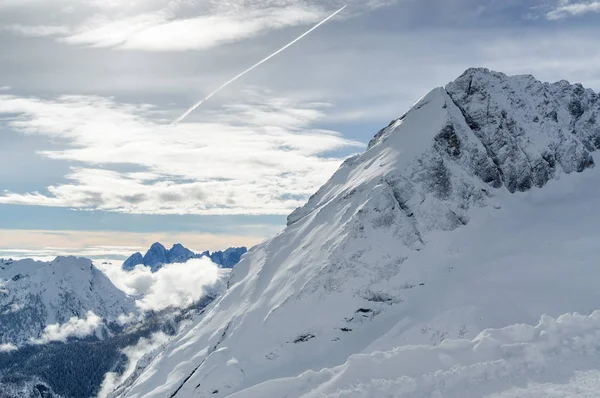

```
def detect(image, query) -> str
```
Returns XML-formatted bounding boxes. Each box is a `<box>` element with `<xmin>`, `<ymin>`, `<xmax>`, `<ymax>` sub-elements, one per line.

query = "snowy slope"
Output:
<box><xmin>0</xmin><ymin>256</ymin><xmax>136</xmax><ymax>347</ymax></box>
<box><xmin>228</xmin><ymin>310</ymin><xmax>600</xmax><ymax>397</ymax></box>
<box><xmin>112</xmin><ymin>68</ymin><xmax>600</xmax><ymax>398</ymax></box>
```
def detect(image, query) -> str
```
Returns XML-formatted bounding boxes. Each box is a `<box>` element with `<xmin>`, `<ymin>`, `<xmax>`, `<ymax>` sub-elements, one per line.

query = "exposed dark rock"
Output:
<box><xmin>293</xmin><ymin>333</ymin><xmax>316</xmax><ymax>343</ymax></box>
<box><xmin>435</xmin><ymin>124</ymin><xmax>461</xmax><ymax>157</ymax></box>
<box><xmin>446</xmin><ymin>68</ymin><xmax>600</xmax><ymax>195</ymax></box>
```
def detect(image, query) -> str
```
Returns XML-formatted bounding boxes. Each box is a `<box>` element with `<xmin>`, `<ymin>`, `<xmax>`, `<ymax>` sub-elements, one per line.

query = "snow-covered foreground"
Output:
<box><xmin>112</xmin><ymin>69</ymin><xmax>600</xmax><ymax>398</ymax></box>
<box><xmin>488</xmin><ymin>371</ymin><xmax>600</xmax><ymax>398</ymax></box>
<box><xmin>117</xmin><ymin>162</ymin><xmax>600</xmax><ymax>398</ymax></box>
<box><xmin>231</xmin><ymin>310</ymin><xmax>600</xmax><ymax>397</ymax></box>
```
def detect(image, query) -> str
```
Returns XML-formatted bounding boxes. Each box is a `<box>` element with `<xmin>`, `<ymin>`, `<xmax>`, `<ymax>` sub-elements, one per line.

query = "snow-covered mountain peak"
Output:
<box><xmin>446</xmin><ymin>67</ymin><xmax>598</xmax><ymax>191</ymax></box>
<box><xmin>149</xmin><ymin>242</ymin><xmax>167</xmax><ymax>251</ymax></box>
<box><xmin>168</xmin><ymin>243</ymin><xmax>196</xmax><ymax>263</ymax></box>
<box><xmin>289</xmin><ymin>67</ymin><xmax>599</xmax><ymax>228</ymax></box>
<box><xmin>114</xmin><ymin>69</ymin><xmax>600</xmax><ymax>398</ymax></box>
<box><xmin>142</xmin><ymin>242</ymin><xmax>169</xmax><ymax>269</ymax></box>
<box><xmin>0</xmin><ymin>256</ymin><xmax>136</xmax><ymax>347</ymax></box>
<box><xmin>49</xmin><ymin>255</ymin><xmax>93</xmax><ymax>272</ymax></box>
<box><xmin>286</xmin><ymin>83</ymin><xmax>497</xmax><ymax>236</ymax></box>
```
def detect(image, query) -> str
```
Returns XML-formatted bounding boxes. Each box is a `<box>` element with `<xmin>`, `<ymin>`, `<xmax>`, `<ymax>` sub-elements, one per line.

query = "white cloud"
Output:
<box><xmin>1</xmin><ymin>1</ymin><xmax>395</xmax><ymax>52</ymax></box>
<box><xmin>117</xmin><ymin>312</ymin><xmax>140</xmax><ymax>326</ymax></box>
<box><xmin>3</xmin><ymin>24</ymin><xmax>70</xmax><ymax>37</ymax></box>
<box><xmin>0</xmin><ymin>0</ymin><xmax>74</xmax><ymax>7</ymax></box>
<box><xmin>0</xmin><ymin>86</ymin><xmax>10</xmax><ymax>91</ymax></box>
<box><xmin>137</xmin><ymin>259</ymin><xmax>222</xmax><ymax>311</ymax></box>
<box><xmin>0</xmin><ymin>91</ymin><xmax>362</xmax><ymax>215</ymax></box>
<box><xmin>546</xmin><ymin>0</ymin><xmax>600</xmax><ymax>19</ymax></box>
<box><xmin>97</xmin><ymin>257</ymin><xmax>225</xmax><ymax>312</ymax></box>
<box><xmin>33</xmin><ymin>311</ymin><xmax>103</xmax><ymax>344</ymax></box>
<box><xmin>96</xmin><ymin>256</ymin><xmax>223</xmax><ymax>394</ymax></box>
<box><xmin>98</xmin><ymin>331</ymin><xmax>170</xmax><ymax>398</ymax></box>
<box><xmin>63</xmin><ymin>6</ymin><xmax>325</xmax><ymax>52</ymax></box>
<box><xmin>2</xmin><ymin>302</ymin><xmax>24</xmax><ymax>315</ymax></box>
<box><xmin>0</xmin><ymin>343</ymin><xmax>17</xmax><ymax>352</ymax></box>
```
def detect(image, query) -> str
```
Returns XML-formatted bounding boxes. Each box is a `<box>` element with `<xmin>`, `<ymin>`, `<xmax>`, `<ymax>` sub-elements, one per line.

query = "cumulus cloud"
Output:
<box><xmin>97</xmin><ymin>257</ymin><xmax>225</xmax><ymax>312</ymax></box>
<box><xmin>117</xmin><ymin>312</ymin><xmax>140</xmax><ymax>326</ymax></box>
<box><xmin>98</xmin><ymin>331</ymin><xmax>170</xmax><ymax>398</ymax></box>
<box><xmin>0</xmin><ymin>91</ymin><xmax>362</xmax><ymax>215</ymax></box>
<box><xmin>33</xmin><ymin>311</ymin><xmax>103</xmax><ymax>344</ymax></box>
<box><xmin>546</xmin><ymin>0</ymin><xmax>600</xmax><ymax>19</ymax></box>
<box><xmin>96</xmin><ymin>257</ymin><xmax>224</xmax><ymax>396</ymax></box>
<box><xmin>0</xmin><ymin>343</ymin><xmax>17</xmax><ymax>352</ymax></box>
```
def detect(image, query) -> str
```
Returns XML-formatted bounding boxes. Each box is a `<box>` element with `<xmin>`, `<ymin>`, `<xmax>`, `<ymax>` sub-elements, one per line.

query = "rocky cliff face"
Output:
<box><xmin>111</xmin><ymin>69</ymin><xmax>600</xmax><ymax>398</ymax></box>
<box><xmin>446</xmin><ymin>68</ymin><xmax>598</xmax><ymax>192</ymax></box>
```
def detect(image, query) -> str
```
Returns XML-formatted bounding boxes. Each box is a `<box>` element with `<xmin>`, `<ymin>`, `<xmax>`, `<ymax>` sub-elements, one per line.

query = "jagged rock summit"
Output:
<box><xmin>122</xmin><ymin>243</ymin><xmax>247</xmax><ymax>272</ymax></box>
<box><xmin>289</xmin><ymin>67</ymin><xmax>598</xmax><ymax>230</ymax></box>
<box><xmin>112</xmin><ymin>69</ymin><xmax>600</xmax><ymax>398</ymax></box>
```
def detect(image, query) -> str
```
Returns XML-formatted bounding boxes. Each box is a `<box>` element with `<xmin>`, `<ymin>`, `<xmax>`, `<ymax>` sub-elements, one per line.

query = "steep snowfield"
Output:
<box><xmin>113</xmin><ymin>68</ymin><xmax>600</xmax><ymax>398</ymax></box>
<box><xmin>229</xmin><ymin>310</ymin><xmax>600</xmax><ymax>397</ymax></box>
<box><xmin>0</xmin><ymin>256</ymin><xmax>136</xmax><ymax>346</ymax></box>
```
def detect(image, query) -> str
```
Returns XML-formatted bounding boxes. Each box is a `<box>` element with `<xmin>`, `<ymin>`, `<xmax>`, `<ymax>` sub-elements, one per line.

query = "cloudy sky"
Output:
<box><xmin>0</xmin><ymin>0</ymin><xmax>599</xmax><ymax>259</ymax></box>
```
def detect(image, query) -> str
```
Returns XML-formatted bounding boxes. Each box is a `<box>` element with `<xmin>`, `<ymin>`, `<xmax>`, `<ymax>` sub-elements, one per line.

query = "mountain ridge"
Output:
<box><xmin>107</xmin><ymin>68</ymin><xmax>600</xmax><ymax>397</ymax></box>
<box><xmin>122</xmin><ymin>243</ymin><xmax>247</xmax><ymax>272</ymax></box>
<box><xmin>0</xmin><ymin>256</ymin><xmax>136</xmax><ymax>347</ymax></box>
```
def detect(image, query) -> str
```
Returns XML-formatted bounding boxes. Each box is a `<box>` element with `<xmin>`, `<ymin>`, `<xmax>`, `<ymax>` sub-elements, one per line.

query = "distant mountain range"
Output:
<box><xmin>122</xmin><ymin>243</ymin><xmax>247</xmax><ymax>272</ymax></box>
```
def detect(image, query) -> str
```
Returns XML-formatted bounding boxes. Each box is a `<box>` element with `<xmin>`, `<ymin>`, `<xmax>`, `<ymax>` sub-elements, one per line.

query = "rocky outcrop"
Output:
<box><xmin>446</xmin><ymin>68</ymin><xmax>598</xmax><ymax>193</ymax></box>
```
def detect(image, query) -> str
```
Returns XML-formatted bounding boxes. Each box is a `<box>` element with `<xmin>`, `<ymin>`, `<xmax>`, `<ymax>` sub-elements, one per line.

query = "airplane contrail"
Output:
<box><xmin>173</xmin><ymin>5</ymin><xmax>348</xmax><ymax>124</ymax></box>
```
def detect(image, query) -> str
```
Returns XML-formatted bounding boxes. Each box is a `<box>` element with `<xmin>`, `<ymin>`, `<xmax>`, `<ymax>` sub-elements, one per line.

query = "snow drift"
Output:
<box><xmin>229</xmin><ymin>310</ymin><xmax>600</xmax><ymax>397</ymax></box>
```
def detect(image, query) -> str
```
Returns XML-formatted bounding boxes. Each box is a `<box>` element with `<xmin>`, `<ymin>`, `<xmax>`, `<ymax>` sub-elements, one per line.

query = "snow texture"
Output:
<box><xmin>103</xmin><ymin>68</ymin><xmax>600</xmax><ymax>398</ymax></box>
<box><xmin>229</xmin><ymin>311</ymin><xmax>600</xmax><ymax>397</ymax></box>
<box><xmin>0</xmin><ymin>256</ymin><xmax>136</xmax><ymax>347</ymax></box>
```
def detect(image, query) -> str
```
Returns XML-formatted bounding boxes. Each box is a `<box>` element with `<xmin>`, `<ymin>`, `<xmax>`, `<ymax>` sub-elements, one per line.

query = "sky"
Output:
<box><xmin>0</xmin><ymin>0</ymin><xmax>599</xmax><ymax>260</ymax></box>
